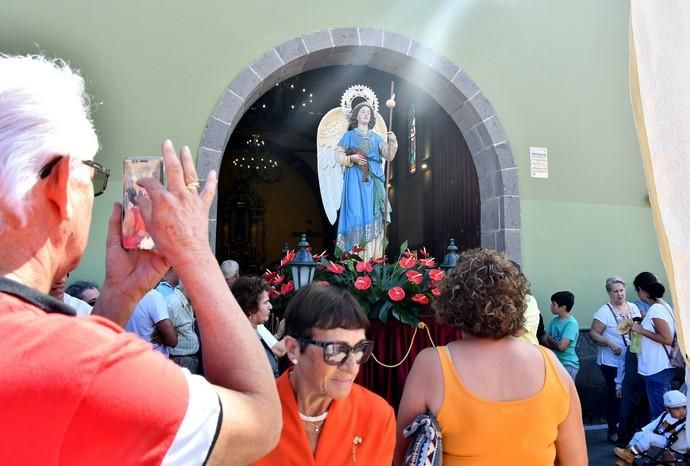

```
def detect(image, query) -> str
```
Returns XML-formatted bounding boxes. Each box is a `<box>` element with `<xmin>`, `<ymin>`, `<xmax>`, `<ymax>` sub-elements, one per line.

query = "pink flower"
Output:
<box><xmin>431</xmin><ymin>288</ymin><xmax>441</xmax><ymax>297</ymax></box>
<box><xmin>317</xmin><ymin>281</ymin><xmax>331</xmax><ymax>286</ymax></box>
<box><xmin>419</xmin><ymin>258</ymin><xmax>436</xmax><ymax>268</ymax></box>
<box><xmin>280</xmin><ymin>280</ymin><xmax>294</xmax><ymax>295</ymax></box>
<box><xmin>399</xmin><ymin>256</ymin><xmax>417</xmax><ymax>269</ymax></box>
<box><xmin>327</xmin><ymin>261</ymin><xmax>345</xmax><ymax>274</ymax></box>
<box><xmin>429</xmin><ymin>269</ymin><xmax>446</xmax><ymax>282</ymax></box>
<box><xmin>352</xmin><ymin>245</ymin><xmax>365</xmax><ymax>253</ymax></box>
<box><xmin>388</xmin><ymin>287</ymin><xmax>405</xmax><ymax>302</ymax></box>
<box><xmin>356</xmin><ymin>261</ymin><xmax>373</xmax><ymax>273</ymax></box>
<box><xmin>419</xmin><ymin>247</ymin><xmax>429</xmax><ymax>258</ymax></box>
<box><xmin>354</xmin><ymin>276</ymin><xmax>372</xmax><ymax>291</ymax></box>
<box><xmin>371</xmin><ymin>256</ymin><xmax>387</xmax><ymax>264</ymax></box>
<box><xmin>411</xmin><ymin>293</ymin><xmax>430</xmax><ymax>305</ymax></box>
<box><xmin>406</xmin><ymin>270</ymin><xmax>424</xmax><ymax>285</ymax></box>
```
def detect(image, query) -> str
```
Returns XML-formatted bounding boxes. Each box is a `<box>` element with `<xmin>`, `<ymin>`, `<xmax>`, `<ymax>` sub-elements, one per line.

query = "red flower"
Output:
<box><xmin>419</xmin><ymin>258</ymin><xmax>436</xmax><ymax>268</ymax></box>
<box><xmin>312</xmin><ymin>250</ymin><xmax>328</xmax><ymax>261</ymax></box>
<box><xmin>352</xmin><ymin>245</ymin><xmax>365</xmax><ymax>253</ymax></box>
<box><xmin>354</xmin><ymin>276</ymin><xmax>372</xmax><ymax>291</ymax></box>
<box><xmin>371</xmin><ymin>256</ymin><xmax>387</xmax><ymax>264</ymax></box>
<box><xmin>327</xmin><ymin>261</ymin><xmax>345</xmax><ymax>274</ymax></box>
<box><xmin>269</xmin><ymin>287</ymin><xmax>280</xmax><ymax>299</ymax></box>
<box><xmin>428</xmin><ymin>269</ymin><xmax>446</xmax><ymax>282</ymax></box>
<box><xmin>273</xmin><ymin>274</ymin><xmax>285</xmax><ymax>286</ymax></box>
<box><xmin>356</xmin><ymin>261</ymin><xmax>373</xmax><ymax>273</ymax></box>
<box><xmin>280</xmin><ymin>280</ymin><xmax>295</xmax><ymax>295</ymax></box>
<box><xmin>262</xmin><ymin>270</ymin><xmax>278</xmax><ymax>282</ymax></box>
<box><xmin>317</xmin><ymin>281</ymin><xmax>331</xmax><ymax>286</ymax></box>
<box><xmin>399</xmin><ymin>256</ymin><xmax>417</xmax><ymax>268</ymax></box>
<box><xmin>411</xmin><ymin>293</ymin><xmax>429</xmax><ymax>305</ymax></box>
<box><xmin>419</xmin><ymin>247</ymin><xmax>429</xmax><ymax>258</ymax></box>
<box><xmin>388</xmin><ymin>287</ymin><xmax>405</xmax><ymax>302</ymax></box>
<box><xmin>406</xmin><ymin>270</ymin><xmax>424</xmax><ymax>285</ymax></box>
<box><xmin>280</xmin><ymin>250</ymin><xmax>295</xmax><ymax>268</ymax></box>
<box><xmin>431</xmin><ymin>287</ymin><xmax>441</xmax><ymax>297</ymax></box>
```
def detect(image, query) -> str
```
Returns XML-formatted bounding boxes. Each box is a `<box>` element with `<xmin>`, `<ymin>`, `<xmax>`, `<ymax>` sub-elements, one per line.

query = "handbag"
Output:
<box><xmin>402</xmin><ymin>413</ymin><xmax>443</xmax><ymax>466</ymax></box>
<box><xmin>659</xmin><ymin>303</ymin><xmax>686</xmax><ymax>369</ymax></box>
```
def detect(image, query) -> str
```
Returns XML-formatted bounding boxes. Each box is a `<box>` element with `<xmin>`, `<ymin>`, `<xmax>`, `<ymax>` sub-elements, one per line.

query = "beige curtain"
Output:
<box><xmin>629</xmin><ymin>1</ymin><xmax>690</xmax><ymax>363</ymax></box>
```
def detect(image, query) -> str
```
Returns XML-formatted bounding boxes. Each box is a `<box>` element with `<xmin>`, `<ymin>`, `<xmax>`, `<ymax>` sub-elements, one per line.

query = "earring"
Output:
<box><xmin>291</xmin><ymin>359</ymin><xmax>298</xmax><ymax>365</ymax></box>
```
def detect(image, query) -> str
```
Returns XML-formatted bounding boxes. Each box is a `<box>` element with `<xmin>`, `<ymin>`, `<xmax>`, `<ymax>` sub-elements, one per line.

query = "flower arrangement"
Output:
<box><xmin>263</xmin><ymin>241</ymin><xmax>445</xmax><ymax>326</ymax></box>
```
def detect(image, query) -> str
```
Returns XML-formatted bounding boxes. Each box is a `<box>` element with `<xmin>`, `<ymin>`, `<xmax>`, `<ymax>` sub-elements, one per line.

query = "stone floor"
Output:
<box><xmin>587</xmin><ymin>427</ymin><xmax>617</xmax><ymax>466</ymax></box>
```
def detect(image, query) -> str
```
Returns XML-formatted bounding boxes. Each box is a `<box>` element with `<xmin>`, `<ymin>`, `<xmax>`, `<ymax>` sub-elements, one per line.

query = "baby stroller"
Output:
<box><xmin>631</xmin><ymin>427</ymin><xmax>688</xmax><ymax>465</ymax></box>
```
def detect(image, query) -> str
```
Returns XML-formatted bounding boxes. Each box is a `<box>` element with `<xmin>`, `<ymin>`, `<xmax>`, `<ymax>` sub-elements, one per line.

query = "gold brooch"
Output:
<box><xmin>352</xmin><ymin>436</ymin><xmax>363</xmax><ymax>463</ymax></box>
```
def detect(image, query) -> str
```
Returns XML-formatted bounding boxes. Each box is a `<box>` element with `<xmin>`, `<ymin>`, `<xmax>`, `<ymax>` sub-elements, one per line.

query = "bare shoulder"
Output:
<box><xmin>409</xmin><ymin>346</ymin><xmax>442</xmax><ymax>377</ymax></box>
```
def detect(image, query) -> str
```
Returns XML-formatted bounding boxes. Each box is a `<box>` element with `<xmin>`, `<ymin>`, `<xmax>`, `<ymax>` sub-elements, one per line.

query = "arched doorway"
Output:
<box><xmin>198</xmin><ymin>28</ymin><xmax>521</xmax><ymax>262</ymax></box>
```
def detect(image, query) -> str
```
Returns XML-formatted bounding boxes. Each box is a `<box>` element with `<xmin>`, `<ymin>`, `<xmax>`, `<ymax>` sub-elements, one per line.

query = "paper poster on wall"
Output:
<box><xmin>530</xmin><ymin>146</ymin><xmax>548</xmax><ymax>178</ymax></box>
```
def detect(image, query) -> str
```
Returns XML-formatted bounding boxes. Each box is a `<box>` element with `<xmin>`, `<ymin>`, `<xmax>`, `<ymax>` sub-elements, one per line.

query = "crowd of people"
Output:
<box><xmin>1</xmin><ymin>53</ymin><xmax>686</xmax><ymax>465</ymax></box>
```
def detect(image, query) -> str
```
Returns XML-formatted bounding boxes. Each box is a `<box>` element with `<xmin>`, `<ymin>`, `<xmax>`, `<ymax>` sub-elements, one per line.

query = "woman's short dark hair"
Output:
<box><xmin>285</xmin><ymin>283</ymin><xmax>369</xmax><ymax>340</ymax></box>
<box><xmin>637</xmin><ymin>280</ymin><xmax>666</xmax><ymax>299</ymax></box>
<box><xmin>65</xmin><ymin>281</ymin><xmax>99</xmax><ymax>300</ymax></box>
<box><xmin>348</xmin><ymin>102</ymin><xmax>376</xmax><ymax>130</ymax></box>
<box><xmin>436</xmin><ymin>248</ymin><xmax>529</xmax><ymax>339</ymax></box>
<box><xmin>231</xmin><ymin>276</ymin><xmax>271</xmax><ymax>317</ymax></box>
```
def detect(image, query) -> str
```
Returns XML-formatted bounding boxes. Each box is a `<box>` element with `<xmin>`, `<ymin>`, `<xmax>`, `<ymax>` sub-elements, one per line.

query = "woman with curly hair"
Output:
<box><xmin>395</xmin><ymin>249</ymin><xmax>587</xmax><ymax>466</ymax></box>
<box><xmin>232</xmin><ymin>276</ymin><xmax>280</xmax><ymax>378</ymax></box>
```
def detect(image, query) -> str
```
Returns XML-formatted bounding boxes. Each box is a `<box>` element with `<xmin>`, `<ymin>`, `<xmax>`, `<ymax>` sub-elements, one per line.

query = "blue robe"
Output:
<box><xmin>336</xmin><ymin>128</ymin><xmax>387</xmax><ymax>252</ymax></box>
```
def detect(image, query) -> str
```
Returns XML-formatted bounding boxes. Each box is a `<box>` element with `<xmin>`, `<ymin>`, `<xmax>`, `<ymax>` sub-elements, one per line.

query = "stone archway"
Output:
<box><xmin>198</xmin><ymin>28</ymin><xmax>521</xmax><ymax>262</ymax></box>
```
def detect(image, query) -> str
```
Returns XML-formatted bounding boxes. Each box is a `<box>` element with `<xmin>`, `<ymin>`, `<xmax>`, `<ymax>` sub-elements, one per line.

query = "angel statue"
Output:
<box><xmin>317</xmin><ymin>85</ymin><xmax>398</xmax><ymax>260</ymax></box>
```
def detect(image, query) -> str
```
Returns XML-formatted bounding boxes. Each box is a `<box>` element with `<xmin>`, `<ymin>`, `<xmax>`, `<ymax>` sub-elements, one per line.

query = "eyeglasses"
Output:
<box><xmin>39</xmin><ymin>156</ymin><xmax>110</xmax><ymax>197</ymax></box>
<box><xmin>298</xmin><ymin>338</ymin><xmax>374</xmax><ymax>366</ymax></box>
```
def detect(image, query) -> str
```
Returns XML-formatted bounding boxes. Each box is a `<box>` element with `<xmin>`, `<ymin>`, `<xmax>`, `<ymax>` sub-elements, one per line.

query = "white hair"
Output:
<box><xmin>220</xmin><ymin>260</ymin><xmax>240</xmax><ymax>278</ymax></box>
<box><xmin>0</xmin><ymin>54</ymin><xmax>99</xmax><ymax>230</ymax></box>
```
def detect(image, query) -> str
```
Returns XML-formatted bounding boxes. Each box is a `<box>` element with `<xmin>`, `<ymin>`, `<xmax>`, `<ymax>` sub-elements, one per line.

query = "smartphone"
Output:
<box><xmin>121</xmin><ymin>157</ymin><xmax>163</xmax><ymax>250</ymax></box>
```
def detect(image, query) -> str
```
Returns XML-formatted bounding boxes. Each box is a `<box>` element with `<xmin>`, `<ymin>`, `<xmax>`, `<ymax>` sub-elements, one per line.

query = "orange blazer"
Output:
<box><xmin>252</xmin><ymin>370</ymin><xmax>395</xmax><ymax>466</ymax></box>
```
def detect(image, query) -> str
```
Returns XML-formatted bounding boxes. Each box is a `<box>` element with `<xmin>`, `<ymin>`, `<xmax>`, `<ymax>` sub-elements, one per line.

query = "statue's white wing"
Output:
<box><xmin>317</xmin><ymin>109</ymin><xmax>349</xmax><ymax>225</ymax></box>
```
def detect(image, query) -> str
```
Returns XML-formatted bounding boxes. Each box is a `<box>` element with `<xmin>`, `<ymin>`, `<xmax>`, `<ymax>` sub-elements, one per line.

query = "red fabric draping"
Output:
<box><xmin>356</xmin><ymin>315</ymin><xmax>463</xmax><ymax>410</ymax></box>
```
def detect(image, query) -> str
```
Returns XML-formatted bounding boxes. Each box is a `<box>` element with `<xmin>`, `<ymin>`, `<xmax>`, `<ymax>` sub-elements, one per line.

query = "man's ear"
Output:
<box><xmin>44</xmin><ymin>157</ymin><xmax>72</xmax><ymax>220</ymax></box>
<box><xmin>284</xmin><ymin>336</ymin><xmax>301</xmax><ymax>361</ymax></box>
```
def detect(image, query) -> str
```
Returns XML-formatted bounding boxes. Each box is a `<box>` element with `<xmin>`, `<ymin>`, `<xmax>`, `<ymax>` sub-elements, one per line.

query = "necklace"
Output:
<box><xmin>299</xmin><ymin>411</ymin><xmax>328</xmax><ymax>432</ymax></box>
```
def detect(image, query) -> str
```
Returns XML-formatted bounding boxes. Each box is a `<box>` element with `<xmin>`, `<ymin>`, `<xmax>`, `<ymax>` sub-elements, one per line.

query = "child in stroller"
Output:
<box><xmin>614</xmin><ymin>390</ymin><xmax>687</xmax><ymax>465</ymax></box>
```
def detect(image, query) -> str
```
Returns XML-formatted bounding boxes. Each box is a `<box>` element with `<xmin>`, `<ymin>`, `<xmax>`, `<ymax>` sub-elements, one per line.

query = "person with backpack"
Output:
<box><xmin>631</xmin><ymin>278</ymin><xmax>678</xmax><ymax>418</ymax></box>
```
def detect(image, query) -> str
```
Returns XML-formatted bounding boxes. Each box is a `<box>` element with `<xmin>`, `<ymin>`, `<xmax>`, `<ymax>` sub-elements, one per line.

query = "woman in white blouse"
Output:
<box><xmin>631</xmin><ymin>278</ymin><xmax>675</xmax><ymax>419</ymax></box>
<box><xmin>589</xmin><ymin>276</ymin><xmax>641</xmax><ymax>443</ymax></box>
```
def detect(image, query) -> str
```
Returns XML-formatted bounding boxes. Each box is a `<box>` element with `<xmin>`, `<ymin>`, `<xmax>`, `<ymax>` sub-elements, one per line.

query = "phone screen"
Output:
<box><xmin>121</xmin><ymin>157</ymin><xmax>163</xmax><ymax>250</ymax></box>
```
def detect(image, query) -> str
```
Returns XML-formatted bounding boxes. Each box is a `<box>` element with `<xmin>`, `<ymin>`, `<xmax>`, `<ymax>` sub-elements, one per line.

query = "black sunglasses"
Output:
<box><xmin>299</xmin><ymin>338</ymin><xmax>374</xmax><ymax>366</ymax></box>
<box><xmin>39</xmin><ymin>156</ymin><xmax>110</xmax><ymax>197</ymax></box>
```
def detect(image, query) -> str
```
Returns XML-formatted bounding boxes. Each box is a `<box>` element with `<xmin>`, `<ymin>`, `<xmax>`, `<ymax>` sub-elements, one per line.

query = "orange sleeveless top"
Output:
<box><xmin>436</xmin><ymin>345</ymin><xmax>569</xmax><ymax>466</ymax></box>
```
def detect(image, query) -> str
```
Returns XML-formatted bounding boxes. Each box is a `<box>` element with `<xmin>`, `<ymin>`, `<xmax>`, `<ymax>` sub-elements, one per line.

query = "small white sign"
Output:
<box><xmin>530</xmin><ymin>146</ymin><xmax>548</xmax><ymax>178</ymax></box>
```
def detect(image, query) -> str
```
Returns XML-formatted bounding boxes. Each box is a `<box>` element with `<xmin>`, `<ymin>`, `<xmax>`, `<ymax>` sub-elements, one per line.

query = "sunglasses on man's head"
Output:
<box><xmin>39</xmin><ymin>156</ymin><xmax>110</xmax><ymax>197</ymax></box>
<box><xmin>298</xmin><ymin>338</ymin><xmax>374</xmax><ymax>366</ymax></box>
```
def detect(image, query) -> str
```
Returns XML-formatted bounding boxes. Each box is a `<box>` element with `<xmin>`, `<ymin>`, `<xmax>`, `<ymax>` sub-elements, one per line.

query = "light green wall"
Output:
<box><xmin>2</xmin><ymin>0</ymin><xmax>665</xmax><ymax>322</ymax></box>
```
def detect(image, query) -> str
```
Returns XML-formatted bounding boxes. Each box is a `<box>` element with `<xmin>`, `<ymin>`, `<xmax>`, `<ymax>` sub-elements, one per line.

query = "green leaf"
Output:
<box><xmin>378</xmin><ymin>301</ymin><xmax>393</xmax><ymax>322</ymax></box>
<box><xmin>399</xmin><ymin>240</ymin><xmax>409</xmax><ymax>255</ymax></box>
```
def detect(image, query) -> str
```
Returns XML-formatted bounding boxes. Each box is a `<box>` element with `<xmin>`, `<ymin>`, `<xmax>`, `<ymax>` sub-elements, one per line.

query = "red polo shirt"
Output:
<box><xmin>0</xmin><ymin>282</ymin><xmax>189</xmax><ymax>466</ymax></box>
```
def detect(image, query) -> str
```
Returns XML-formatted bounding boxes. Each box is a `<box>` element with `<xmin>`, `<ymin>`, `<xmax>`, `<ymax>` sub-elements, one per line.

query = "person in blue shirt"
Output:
<box><xmin>541</xmin><ymin>291</ymin><xmax>580</xmax><ymax>381</ymax></box>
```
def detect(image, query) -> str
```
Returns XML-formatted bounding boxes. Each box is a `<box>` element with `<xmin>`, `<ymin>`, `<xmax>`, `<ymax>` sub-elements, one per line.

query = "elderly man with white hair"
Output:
<box><xmin>0</xmin><ymin>55</ymin><xmax>280</xmax><ymax>465</ymax></box>
<box><xmin>220</xmin><ymin>259</ymin><xmax>240</xmax><ymax>287</ymax></box>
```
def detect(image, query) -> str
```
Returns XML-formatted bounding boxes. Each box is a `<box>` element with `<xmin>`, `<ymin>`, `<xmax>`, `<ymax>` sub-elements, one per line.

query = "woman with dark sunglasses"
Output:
<box><xmin>251</xmin><ymin>283</ymin><xmax>395</xmax><ymax>466</ymax></box>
